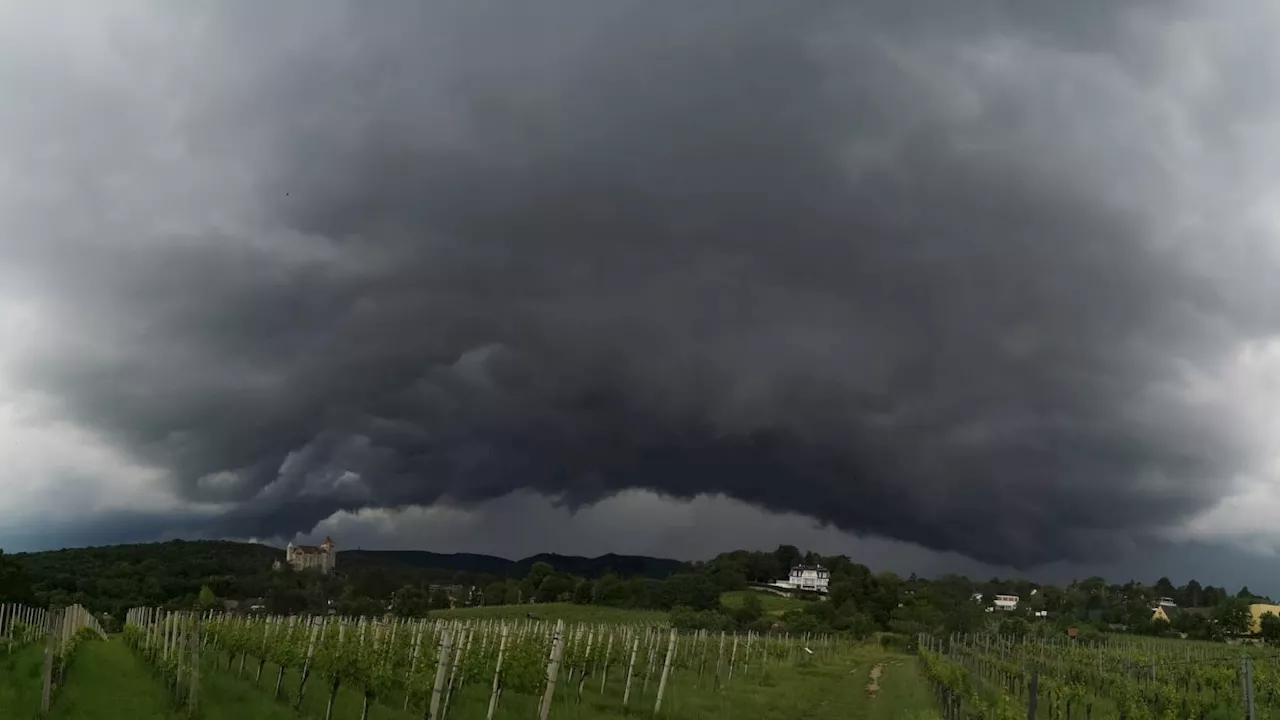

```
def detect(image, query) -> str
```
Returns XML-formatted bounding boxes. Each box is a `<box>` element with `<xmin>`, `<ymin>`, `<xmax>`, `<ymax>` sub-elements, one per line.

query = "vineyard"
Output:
<box><xmin>0</xmin><ymin>602</ymin><xmax>107</xmax><ymax>716</ymax></box>
<box><xmin>118</xmin><ymin>607</ymin><xmax>887</xmax><ymax>720</ymax></box>
<box><xmin>917</xmin><ymin>631</ymin><xmax>1280</xmax><ymax>719</ymax></box>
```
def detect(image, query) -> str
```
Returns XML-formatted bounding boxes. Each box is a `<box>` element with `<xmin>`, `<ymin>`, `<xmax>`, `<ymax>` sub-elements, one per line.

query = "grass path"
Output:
<box><xmin>851</xmin><ymin>652</ymin><xmax>939</xmax><ymax>720</ymax></box>
<box><xmin>47</xmin><ymin>639</ymin><xmax>177</xmax><ymax>720</ymax></box>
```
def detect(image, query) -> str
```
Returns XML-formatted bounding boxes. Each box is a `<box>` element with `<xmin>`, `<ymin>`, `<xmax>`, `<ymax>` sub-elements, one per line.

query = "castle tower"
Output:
<box><xmin>321</xmin><ymin>536</ymin><xmax>335</xmax><ymax>572</ymax></box>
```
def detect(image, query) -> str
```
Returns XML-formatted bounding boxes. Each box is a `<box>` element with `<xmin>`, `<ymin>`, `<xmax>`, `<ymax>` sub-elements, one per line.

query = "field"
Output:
<box><xmin>1</xmin><ymin>601</ymin><xmax>942</xmax><ymax>718</ymax></box>
<box><xmin>429</xmin><ymin>602</ymin><xmax>670</xmax><ymax>625</ymax></box>
<box><xmin>918</xmin><ymin>631</ymin><xmax>1280</xmax><ymax>719</ymax></box>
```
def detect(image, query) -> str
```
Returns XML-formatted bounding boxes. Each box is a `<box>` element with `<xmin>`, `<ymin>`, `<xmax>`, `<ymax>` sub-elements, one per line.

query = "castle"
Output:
<box><xmin>282</xmin><ymin>536</ymin><xmax>336</xmax><ymax>574</ymax></box>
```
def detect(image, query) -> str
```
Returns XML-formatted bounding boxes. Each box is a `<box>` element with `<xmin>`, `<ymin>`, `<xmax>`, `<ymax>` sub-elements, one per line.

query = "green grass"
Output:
<box><xmin>429</xmin><ymin>602</ymin><xmax>668</xmax><ymax>625</ymax></box>
<box><xmin>861</xmin><ymin>655</ymin><xmax>940</xmax><ymax>720</ymax></box>
<box><xmin>195</xmin><ymin>642</ymin><xmax>936</xmax><ymax>720</ymax></box>
<box><xmin>0</xmin><ymin>644</ymin><xmax>44</xmax><ymax>719</ymax></box>
<box><xmin>47</xmin><ymin>637</ymin><xmax>305</xmax><ymax>720</ymax></box>
<box><xmin>720</xmin><ymin>590</ymin><xmax>816</xmax><ymax>616</ymax></box>
<box><xmin>34</xmin><ymin>631</ymin><xmax>941</xmax><ymax>720</ymax></box>
<box><xmin>47</xmin><ymin>637</ymin><xmax>178</xmax><ymax>719</ymax></box>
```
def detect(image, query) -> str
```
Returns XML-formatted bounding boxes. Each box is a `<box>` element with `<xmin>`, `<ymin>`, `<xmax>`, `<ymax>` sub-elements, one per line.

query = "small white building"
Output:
<box><xmin>1158</xmin><ymin>597</ymin><xmax>1177</xmax><ymax>608</ymax></box>
<box><xmin>993</xmin><ymin>594</ymin><xmax>1019</xmax><ymax>611</ymax></box>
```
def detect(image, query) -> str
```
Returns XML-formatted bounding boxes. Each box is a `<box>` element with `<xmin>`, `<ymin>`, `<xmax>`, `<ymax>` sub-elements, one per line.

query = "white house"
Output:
<box><xmin>787</xmin><ymin>564</ymin><xmax>830</xmax><ymax>593</ymax></box>
<box><xmin>1157</xmin><ymin>597</ymin><xmax>1177</xmax><ymax>608</ymax></box>
<box><xmin>993</xmin><ymin>594</ymin><xmax>1019</xmax><ymax>611</ymax></box>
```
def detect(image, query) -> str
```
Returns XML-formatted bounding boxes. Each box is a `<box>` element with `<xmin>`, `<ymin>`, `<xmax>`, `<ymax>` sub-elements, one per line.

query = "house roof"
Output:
<box><xmin>291</xmin><ymin>545</ymin><xmax>328</xmax><ymax>554</ymax></box>
<box><xmin>791</xmin><ymin>564</ymin><xmax>827</xmax><ymax>571</ymax></box>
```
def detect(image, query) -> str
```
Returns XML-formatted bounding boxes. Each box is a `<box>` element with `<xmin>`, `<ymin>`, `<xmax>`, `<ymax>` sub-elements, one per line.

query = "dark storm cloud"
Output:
<box><xmin>5</xmin><ymin>0</ymin><xmax>1272</xmax><ymax>567</ymax></box>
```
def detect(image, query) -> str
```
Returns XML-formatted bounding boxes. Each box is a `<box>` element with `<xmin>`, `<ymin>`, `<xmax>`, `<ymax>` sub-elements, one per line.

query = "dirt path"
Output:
<box><xmin>866</xmin><ymin>662</ymin><xmax>883</xmax><ymax>696</ymax></box>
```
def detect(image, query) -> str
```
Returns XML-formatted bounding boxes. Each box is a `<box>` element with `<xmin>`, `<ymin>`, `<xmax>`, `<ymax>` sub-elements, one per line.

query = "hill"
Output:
<box><xmin>10</xmin><ymin>539</ymin><xmax>687</xmax><ymax>615</ymax></box>
<box><xmin>343</xmin><ymin>548</ymin><xmax>686</xmax><ymax>580</ymax></box>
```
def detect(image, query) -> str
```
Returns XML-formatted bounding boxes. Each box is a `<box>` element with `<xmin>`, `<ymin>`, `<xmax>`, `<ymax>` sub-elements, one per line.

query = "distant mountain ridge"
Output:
<box><xmin>338</xmin><ymin>548</ymin><xmax>689</xmax><ymax>579</ymax></box>
<box><xmin>8</xmin><ymin>539</ymin><xmax>690</xmax><ymax>616</ymax></box>
<box><xmin>15</xmin><ymin>539</ymin><xmax>688</xmax><ymax>581</ymax></box>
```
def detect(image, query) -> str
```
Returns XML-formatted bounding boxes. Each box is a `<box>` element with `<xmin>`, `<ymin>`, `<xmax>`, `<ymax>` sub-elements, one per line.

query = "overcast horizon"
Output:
<box><xmin>6</xmin><ymin>1</ymin><xmax>1280</xmax><ymax>597</ymax></box>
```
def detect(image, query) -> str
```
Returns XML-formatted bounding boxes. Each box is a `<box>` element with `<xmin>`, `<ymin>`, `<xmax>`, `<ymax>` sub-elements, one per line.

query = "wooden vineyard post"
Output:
<box><xmin>428</xmin><ymin>628</ymin><xmax>455</xmax><ymax>720</ymax></box>
<box><xmin>188</xmin><ymin>616</ymin><xmax>201</xmax><ymax>717</ymax></box>
<box><xmin>654</xmin><ymin>628</ymin><xmax>678</xmax><ymax>715</ymax></box>
<box><xmin>623</xmin><ymin>634</ymin><xmax>640</xmax><ymax>710</ymax></box>
<box><xmin>1026</xmin><ymin>667</ymin><xmax>1038</xmax><ymax>720</ymax></box>
<box><xmin>538</xmin><ymin>620</ymin><xmax>566</xmax><ymax>720</ymax></box>
<box><xmin>1242</xmin><ymin>654</ymin><xmax>1256</xmax><ymax>720</ymax></box>
<box><xmin>486</xmin><ymin>624</ymin><xmax>508</xmax><ymax>720</ymax></box>
<box><xmin>40</xmin><ymin>608</ymin><xmax>57</xmax><ymax>714</ymax></box>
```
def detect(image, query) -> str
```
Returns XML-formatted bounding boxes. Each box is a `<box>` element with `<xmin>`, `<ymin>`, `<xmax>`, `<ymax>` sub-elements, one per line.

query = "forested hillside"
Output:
<box><xmin>4</xmin><ymin>540</ymin><xmax>1278</xmax><ymax>644</ymax></box>
<box><xmin>7</xmin><ymin>540</ymin><xmax>688</xmax><ymax>619</ymax></box>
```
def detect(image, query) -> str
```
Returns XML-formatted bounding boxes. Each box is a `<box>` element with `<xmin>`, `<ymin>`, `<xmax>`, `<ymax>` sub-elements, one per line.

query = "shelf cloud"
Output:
<box><xmin>3</xmin><ymin>0</ymin><xmax>1280</xmax><ymax>570</ymax></box>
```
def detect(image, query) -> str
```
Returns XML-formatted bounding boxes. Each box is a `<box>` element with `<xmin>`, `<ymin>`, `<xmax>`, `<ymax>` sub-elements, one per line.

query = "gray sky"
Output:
<box><xmin>4</xmin><ymin>0</ymin><xmax>1280</xmax><ymax>592</ymax></box>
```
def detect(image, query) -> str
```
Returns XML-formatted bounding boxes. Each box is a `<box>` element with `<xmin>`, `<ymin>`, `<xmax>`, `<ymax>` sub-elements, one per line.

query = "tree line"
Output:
<box><xmin>2</xmin><ymin>540</ymin><xmax>1276</xmax><ymax>642</ymax></box>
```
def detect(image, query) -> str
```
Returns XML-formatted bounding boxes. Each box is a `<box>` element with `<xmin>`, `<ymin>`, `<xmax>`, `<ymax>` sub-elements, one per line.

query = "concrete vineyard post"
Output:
<box><xmin>486</xmin><ymin>623</ymin><xmax>508</xmax><ymax>720</ymax></box>
<box><xmin>537</xmin><ymin>620</ymin><xmax>565</xmax><ymax>720</ymax></box>
<box><xmin>727</xmin><ymin>634</ymin><xmax>739</xmax><ymax>683</ymax></box>
<box><xmin>600</xmin><ymin>630</ymin><xmax>614</xmax><ymax>694</ymax></box>
<box><xmin>442</xmin><ymin>627</ymin><xmax>470</xmax><ymax>720</ymax></box>
<box><xmin>577</xmin><ymin>629</ymin><xmax>595</xmax><ymax>702</ymax></box>
<box><xmin>623</xmin><ymin>634</ymin><xmax>640</xmax><ymax>709</ymax></box>
<box><xmin>428</xmin><ymin>628</ymin><xmax>454</xmax><ymax>720</ymax></box>
<box><xmin>713</xmin><ymin>631</ymin><xmax>725</xmax><ymax>691</ymax></box>
<box><xmin>654</xmin><ymin>628</ymin><xmax>678</xmax><ymax>716</ymax></box>
<box><xmin>405</xmin><ymin>620</ymin><xmax>424</xmax><ymax>711</ymax></box>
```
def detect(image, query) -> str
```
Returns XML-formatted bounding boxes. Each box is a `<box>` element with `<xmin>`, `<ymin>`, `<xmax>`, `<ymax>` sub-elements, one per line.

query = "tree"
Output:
<box><xmin>390</xmin><ymin>585</ymin><xmax>429</xmax><ymax>617</ymax></box>
<box><xmin>196</xmin><ymin>585</ymin><xmax>220</xmax><ymax>612</ymax></box>
<box><xmin>732</xmin><ymin>593</ymin><xmax>764</xmax><ymax>626</ymax></box>
<box><xmin>429</xmin><ymin>589</ymin><xmax>451</xmax><ymax>610</ymax></box>
<box><xmin>526</xmin><ymin>562</ymin><xmax>554</xmax><ymax>589</ymax></box>
<box><xmin>572</xmin><ymin>579</ymin><xmax>594</xmax><ymax>605</ymax></box>
<box><xmin>773</xmin><ymin>545</ymin><xmax>801</xmax><ymax>573</ymax></box>
<box><xmin>1260</xmin><ymin>612</ymin><xmax>1280</xmax><ymax>645</ymax></box>
<box><xmin>0</xmin><ymin>550</ymin><xmax>33</xmax><ymax>604</ymax></box>
<box><xmin>484</xmin><ymin>582</ymin><xmax>508</xmax><ymax>607</ymax></box>
<box><xmin>1213</xmin><ymin>597</ymin><xmax>1251</xmax><ymax>636</ymax></box>
<box><xmin>1183</xmin><ymin>579</ymin><xmax>1203</xmax><ymax>607</ymax></box>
